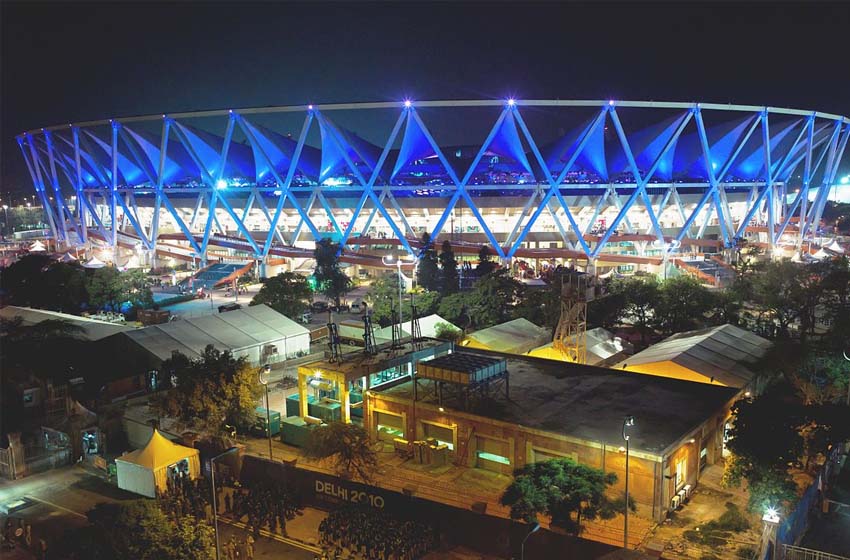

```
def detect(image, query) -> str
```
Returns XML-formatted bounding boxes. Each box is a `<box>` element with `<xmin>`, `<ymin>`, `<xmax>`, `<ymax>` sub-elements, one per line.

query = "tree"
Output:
<box><xmin>368</xmin><ymin>274</ymin><xmax>403</xmax><ymax>327</ymax></box>
<box><xmin>475</xmin><ymin>245</ymin><xmax>498</xmax><ymax>277</ymax></box>
<box><xmin>789</xmin><ymin>354</ymin><xmax>850</xmax><ymax>405</ymax></box>
<box><xmin>434</xmin><ymin>321</ymin><xmax>463</xmax><ymax>342</ymax></box>
<box><xmin>709</xmin><ymin>288</ymin><xmax>743</xmax><ymax>326</ymax></box>
<box><xmin>416</xmin><ymin>232</ymin><xmax>440</xmax><ymax>292</ymax></box>
<box><xmin>610</xmin><ymin>276</ymin><xmax>660</xmax><ymax>345</ymax></box>
<box><xmin>466</xmin><ymin>269</ymin><xmax>522</xmax><ymax>328</ymax></box>
<box><xmin>151</xmin><ymin>346</ymin><xmax>263</xmax><ymax>436</ymax></box>
<box><xmin>250</xmin><ymin>272</ymin><xmax>311</xmax><ymax>318</ymax></box>
<box><xmin>86</xmin><ymin>267</ymin><xmax>153</xmax><ymax>312</ymax></box>
<box><xmin>0</xmin><ymin>254</ymin><xmax>89</xmax><ymax>312</ymax></box>
<box><xmin>304</xmin><ymin>422</ymin><xmax>378</xmax><ymax>482</ymax></box>
<box><xmin>437</xmin><ymin>292</ymin><xmax>469</xmax><ymax>327</ymax></box>
<box><xmin>512</xmin><ymin>281</ymin><xmax>561</xmax><ymax>330</ymax></box>
<box><xmin>439</xmin><ymin>240</ymin><xmax>459</xmax><ymax>295</ymax></box>
<box><xmin>587</xmin><ymin>291</ymin><xmax>628</xmax><ymax>330</ymax></box>
<box><xmin>313</xmin><ymin>238</ymin><xmax>352</xmax><ymax>307</ymax></box>
<box><xmin>750</xmin><ymin>259</ymin><xmax>806</xmax><ymax>338</ymax></box>
<box><xmin>653</xmin><ymin>275</ymin><xmax>715</xmax><ymax>334</ymax></box>
<box><xmin>500</xmin><ymin>458</ymin><xmax>633</xmax><ymax>535</ymax></box>
<box><xmin>59</xmin><ymin>500</ymin><xmax>215</xmax><ymax>560</ymax></box>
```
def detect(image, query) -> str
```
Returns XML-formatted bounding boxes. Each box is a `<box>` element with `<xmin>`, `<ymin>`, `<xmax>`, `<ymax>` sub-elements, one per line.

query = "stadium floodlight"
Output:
<box><xmin>215</xmin><ymin>179</ymin><xmax>227</xmax><ymax>190</ymax></box>
<box><xmin>403</xmin><ymin>99</ymin><xmax>412</xmax><ymax>108</ymax></box>
<box><xmin>507</xmin><ymin>98</ymin><xmax>516</xmax><ymax>107</ymax></box>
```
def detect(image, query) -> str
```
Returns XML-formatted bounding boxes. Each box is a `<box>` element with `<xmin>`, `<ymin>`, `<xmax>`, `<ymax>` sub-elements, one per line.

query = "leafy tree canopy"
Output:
<box><xmin>151</xmin><ymin>346</ymin><xmax>263</xmax><ymax>436</ymax></box>
<box><xmin>439</xmin><ymin>240</ymin><xmax>459</xmax><ymax>295</ymax></box>
<box><xmin>59</xmin><ymin>500</ymin><xmax>215</xmax><ymax>560</ymax></box>
<box><xmin>313</xmin><ymin>238</ymin><xmax>353</xmax><ymax>306</ymax></box>
<box><xmin>416</xmin><ymin>232</ymin><xmax>441</xmax><ymax>292</ymax></box>
<box><xmin>475</xmin><ymin>245</ymin><xmax>498</xmax><ymax>277</ymax></box>
<box><xmin>500</xmin><ymin>458</ymin><xmax>633</xmax><ymax>535</ymax></box>
<box><xmin>653</xmin><ymin>275</ymin><xmax>716</xmax><ymax>334</ymax></box>
<box><xmin>250</xmin><ymin>272</ymin><xmax>311</xmax><ymax>319</ymax></box>
<box><xmin>304</xmin><ymin>421</ymin><xmax>378</xmax><ymax>482</ymax></box>
<box><xmin>466</xmin><ymin>269</ymin><xmax>522</xmax><ymax>328</ymax></box>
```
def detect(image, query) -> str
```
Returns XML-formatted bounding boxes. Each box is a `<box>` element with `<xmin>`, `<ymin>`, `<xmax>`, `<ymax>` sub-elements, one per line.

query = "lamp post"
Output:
<box><xmin>210</xmin><ymin>446</ymin><xmax>239</xmax><ymax>560</ymax></box>
<box><xmin>1</xmin><ymin>205</ymin><xmax>8</xmax><ymax>237</ymax></box>
<box><xmin>382</xmin><ymin>254</ymin><xmax>404</xmax><ymax>328</ymax></box>
<box><xmin>622</xmin><ymin>415</ymin><xmax>635</xmax><ymax>549</ymax></box>
<box><xmin>259</xmin><ymin>364</ymin><xmax>273</xmax><ymax>460</ymax></box>
<box><xmin>521</xmin><ymin>521</ymin><xmax>540</xmax><ymax>560</ymax></box>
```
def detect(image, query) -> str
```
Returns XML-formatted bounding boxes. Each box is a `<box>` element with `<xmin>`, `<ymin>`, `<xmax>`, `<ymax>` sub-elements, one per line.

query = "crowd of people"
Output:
<box><xmin>229</xmin><ymin>478</ymin><xmax>300</xmax><ymax>537</ymax></box>
<box><xmin>159</xmin><ymin>472</ymin><xmax>212</xmax><ymax>522</ymax></box>
<box><xmin>319</xmin><ymin>506</ymin><xmax>438</xmax><ymax>560</ymax></box>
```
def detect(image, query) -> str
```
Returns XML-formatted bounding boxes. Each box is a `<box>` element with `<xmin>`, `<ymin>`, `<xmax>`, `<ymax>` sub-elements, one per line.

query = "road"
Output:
<box><xmin>0</xmin><ymin>466</ymin><xmax>317</xmax><ymax>559</ymax></box>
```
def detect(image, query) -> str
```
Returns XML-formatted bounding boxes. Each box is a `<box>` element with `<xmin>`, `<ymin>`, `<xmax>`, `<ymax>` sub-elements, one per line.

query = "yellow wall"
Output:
<box><xmin>459</xmin><ymin>338</ymin><xmax>490</xmax><ymax>351</ymax></box>
<box><xmin>620</xmin><ymin>361</ymin><xmax>729</xmax><ymax>386</ymax></box>
<box><xmin>526</xmin><ymin>344</ymin><xmax>568</xmax><ymax>362</ymax></box>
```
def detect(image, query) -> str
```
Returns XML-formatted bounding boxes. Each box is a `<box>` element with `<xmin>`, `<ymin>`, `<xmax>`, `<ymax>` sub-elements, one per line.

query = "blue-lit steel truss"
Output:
<box><xmin>18</xmin><ymin>100</ymin><xmax>850</xmax><ymax>264</ymax></box>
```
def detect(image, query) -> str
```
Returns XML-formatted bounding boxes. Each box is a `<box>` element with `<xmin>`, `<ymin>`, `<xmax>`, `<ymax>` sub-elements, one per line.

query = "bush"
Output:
<box><xmin>716</xmin><ymin>502</ymin><xmax>749</xmax><ymax>532</ymax></box>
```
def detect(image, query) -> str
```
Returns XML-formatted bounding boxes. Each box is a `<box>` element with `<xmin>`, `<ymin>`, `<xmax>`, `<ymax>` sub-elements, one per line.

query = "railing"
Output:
<box><xmin>783</xmin><ymin>544</ymin><xmax>850</xmax><ymax>560</ymax></box>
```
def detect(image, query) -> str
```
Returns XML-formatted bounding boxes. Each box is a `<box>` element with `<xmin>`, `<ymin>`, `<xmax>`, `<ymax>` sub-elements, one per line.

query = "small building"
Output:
<box><xmin>115</xmin><ymin>429</ymin><xmax>200</xmax><ymax>498</ymax></box>
<box><xmin>370</xmin><ymin>350</ymin><xmax>740</xmax><ymax>523</ymax></box>
<box><xmin>528</xmin><ymin>327</ymin><xmax>634</xmax><ymax>366</ymax></box>
<box><xmin>613</xmin><ymin>324</ymin><xmax>772</xmax><ymax>390</ymax></box>
<box><xmin>460</xmin><ymin>318</ymin><xmax>551</xmax><ymax>355</ymax></box>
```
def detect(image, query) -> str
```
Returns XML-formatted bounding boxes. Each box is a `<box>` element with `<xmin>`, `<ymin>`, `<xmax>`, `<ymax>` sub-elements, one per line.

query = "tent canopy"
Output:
<box><xmin>116</xmin><ymin>429</ymin><xmax>198</xmax><ymax>471</ymax></box>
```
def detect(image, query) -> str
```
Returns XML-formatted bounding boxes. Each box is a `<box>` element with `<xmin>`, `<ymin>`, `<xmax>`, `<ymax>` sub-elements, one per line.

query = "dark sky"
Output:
<box><xmin>3</xmin><ymin>1</ymin><xmax>849</xmax><ymax>198</ymax></box>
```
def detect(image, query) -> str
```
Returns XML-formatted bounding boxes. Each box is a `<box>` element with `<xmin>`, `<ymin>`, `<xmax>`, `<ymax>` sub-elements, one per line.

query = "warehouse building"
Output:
<box><xmin>460</xmin><ymin>318</ymin><xmax>551</xmax><ymax>355</ymax></box>
<box><xmin>368</xmin><ymin>350</ymin><xmax>740</xmax><ymax>523</ymax></box>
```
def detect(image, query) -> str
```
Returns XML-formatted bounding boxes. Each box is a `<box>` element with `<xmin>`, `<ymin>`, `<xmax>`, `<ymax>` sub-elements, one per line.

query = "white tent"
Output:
<box><xmin>115</xmin><ymin>430</ymin><xmax>200</xmax><ymax>498</ymax></box>
<box><xmin>83</xmin><ymin>256</ymin><xmax>106</xmax><ymax>269</ymax></box>
<box><xmin>60</xmin><ymin>252</ymin><xmax>77</xmax><ymax>263</ymax></box>
<box><xmin>813</xmin><ymin>249</ymin><xmax>830</xmax><ymax>260</ymax></box>
<box><xmin>29</xmin><ymin>240</ymin><xmax>46</xmax><ymax>252</ymax></box>
<box><xmin>825</xmin><ymin>239</ymin><xmax>845</xmax><ymax>254</ymax></box>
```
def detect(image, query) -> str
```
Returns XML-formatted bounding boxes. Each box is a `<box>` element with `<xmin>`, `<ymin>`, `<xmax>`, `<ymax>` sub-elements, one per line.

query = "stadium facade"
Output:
<box><xmin>17</xmin><ymin>100</ymin><xmax>850</xmax><ymax>270</ymax></box>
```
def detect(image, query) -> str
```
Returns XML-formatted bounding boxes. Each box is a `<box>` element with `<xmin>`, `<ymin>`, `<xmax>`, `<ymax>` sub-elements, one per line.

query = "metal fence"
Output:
<box><xmin>782</xmin><ymin>544</ymin><xmax>850</xmax><ymax>560</ymax></box>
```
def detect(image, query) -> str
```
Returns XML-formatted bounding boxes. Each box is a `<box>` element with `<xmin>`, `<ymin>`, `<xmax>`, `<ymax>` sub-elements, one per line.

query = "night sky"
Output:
<box><xmin>3</xmin><ymin>1</ymin><xmax>849</xmax><ymax>199</ymax></box>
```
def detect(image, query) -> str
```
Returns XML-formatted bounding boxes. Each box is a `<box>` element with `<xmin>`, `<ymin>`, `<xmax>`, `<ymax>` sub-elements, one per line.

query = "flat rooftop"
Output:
<box><xmin>378</xmin><ymin>350</ymin><xmax>739</xmax><ymax>456</ymax></box>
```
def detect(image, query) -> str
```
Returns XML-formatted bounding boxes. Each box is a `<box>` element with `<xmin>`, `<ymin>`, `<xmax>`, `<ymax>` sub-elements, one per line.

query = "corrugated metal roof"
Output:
<box><xmin>123</xmin><ymin>304</ymin><xmax>309</xmax><ymax>361</ymax></box>
<box><xmin>466</xmin><ymin>318</ymin><xmax>551</xmax><ymax>355</ymax></box>
<box><xmin>615</xmin><ymin>324</ymin><xmax>771</xmax><ymax>387</ymax></box>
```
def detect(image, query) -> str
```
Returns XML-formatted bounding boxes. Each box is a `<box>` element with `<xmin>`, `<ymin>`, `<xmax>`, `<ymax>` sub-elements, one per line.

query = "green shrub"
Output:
<box><xmin>736</xmin><ymin>546</ymin><xmax>757</xmax><ymax>559</ymax></box>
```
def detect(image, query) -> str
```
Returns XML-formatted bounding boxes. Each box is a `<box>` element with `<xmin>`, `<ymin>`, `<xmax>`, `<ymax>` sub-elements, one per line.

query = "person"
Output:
<box><xmin>245</xmin><ymin>534</ymin><xmax>255</xmax><ymax>559</ymax></box>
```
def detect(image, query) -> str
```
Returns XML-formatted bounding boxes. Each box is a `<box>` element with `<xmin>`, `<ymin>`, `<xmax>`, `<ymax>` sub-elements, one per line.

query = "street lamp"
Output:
<box><xmin>1</xmin><ymin>205</ymin><xmax>8</xmax><ymax>237</ymax></box>
<box><xmin>622</xmin><ymin>415</ymin><xmax>635</xmax><ymax>549</ymax></box>
<box><xmin>382</xmin><ymin>254</ymin><xmax>415</xmax><ymax>339</ymax></box>
<box><xmin>521</xmin><ymin>521</ymin><xmax>540</xmax><ymax>560</ymax></box>
<box><xmin>210</xmin><ymin>446</ymin><xmax>239</xmax><ymax>560</ymax></box>
<box><xmin>843</xmin><ymin>350</ymin><xmax>850</xmax><ymax>406</ymax></box>
<box><xmin>259</xmin><ymin>364</ymin><xmax>273</xmax><ymax>461</ymax></box>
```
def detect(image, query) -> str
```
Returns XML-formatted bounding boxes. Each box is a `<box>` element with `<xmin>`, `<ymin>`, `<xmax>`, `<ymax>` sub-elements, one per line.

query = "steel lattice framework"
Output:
<box><xmin>17</xmin><ymin>100</ymin><xmax>850</xmax><ymax>265</ymax></box>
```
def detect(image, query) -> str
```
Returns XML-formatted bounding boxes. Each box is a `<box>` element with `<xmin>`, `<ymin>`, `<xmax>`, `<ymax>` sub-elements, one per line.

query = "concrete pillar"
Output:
<box><xmin>297</xmin><ymin>369</ymin><xmax>309</xmax><ymax>419</ymax></box>
<box><xmin>339</xmin><ymin>376</ymin><xmax>350</xmax><ymax>424</ymax></box>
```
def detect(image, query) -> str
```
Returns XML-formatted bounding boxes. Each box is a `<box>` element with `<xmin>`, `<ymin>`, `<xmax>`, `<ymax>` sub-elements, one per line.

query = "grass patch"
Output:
<box><xmin>683</xmin><ymin>502</ymin><xmax>749</xmax><ymax>547</ymax></box>
<box><xmin>736</xmin><ymin>545</ymin><xmax>757</xmax><ymax>559</ymax></box>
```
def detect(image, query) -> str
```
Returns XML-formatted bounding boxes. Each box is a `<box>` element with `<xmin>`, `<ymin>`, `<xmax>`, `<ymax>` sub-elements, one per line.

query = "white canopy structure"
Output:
<box><xmin>825</xmin><ymin>239</ymin><xmax>845</xmax><ymax>254</ymax></box>
<box><xmin>29</xmin><ymin>240</ymin><xmax>46</xmax><ymax>252</ymax></box>
<box><xmin>83</xmin><ymin>256</ymin><xmax>106</xmax><ymax>269</ymax></box>
<box><xmin>115</xmin><ymin>430</ymin><xmax>200</xmax><ymax>498</ymax></box>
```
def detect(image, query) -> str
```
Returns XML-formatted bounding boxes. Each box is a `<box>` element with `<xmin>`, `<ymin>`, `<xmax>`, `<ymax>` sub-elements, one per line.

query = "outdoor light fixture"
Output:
<box><xmin>622</xmin><ymin>415</ymin><xmax>635</xmax><ymax>549</ymax></box>
<box><xmin>762</xmin><ymin>507</ymin><xmax>780</xmax><ymax>524</ymax></box>
<box><xmin>618</xmin><ymin>446</ymin><xmax>626</xmax><ymax>453</ymax></box>
<box><xmin>307</xmin><ymin>104</ymin><xmax>313</xmax><ymax>110</ymax></box>
<box><xmin>688</xmin><ymin>438</ymin><xmax>696</xmax><ymax>444</ymax></box>
<box><xmin>608</xmin><ymin>100</ymin><xmax>616</xmax><ymax>106</ymax></box>
<box><xmin>507</xmin><ymin>98</ymin><xmax>516</xmax><ymax>107</ymax></box>
<box><xmin>403</xmin><ymin>100</ymin><xmax>412</xmax><ymax>108</ymax></box>
<box><xmin>745</xmin><ymin>390</ymin><xmax>752</xmax><ymax>397</ymax></box>
<box><xmin>439</xmin><ymin>407</ymin><xmax>445</xmax><ymax>412</ymax></box>
<box><xmin>259</xmin><ymin>364</ymin><xmax>273</xmax><ymax>461</ymax></box>
<box><xmin>215</xmin><ymin>179</ymin><xmax>227</xmax><ymax>190</ymax></box>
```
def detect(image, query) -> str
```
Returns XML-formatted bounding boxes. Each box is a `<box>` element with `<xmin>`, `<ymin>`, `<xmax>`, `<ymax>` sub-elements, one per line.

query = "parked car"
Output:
<box><xmin>350</xmin><ymin>299</ymin><xmax>366</xmax><ymax>314</ymax></box>
<box><xmin>333</xmin><ymin>303</ymin><xmax>350</xmax><ymax>313</ymax></box>
<box><xmin>311</xmin><ymin>300</ymin><xmax>329</xmax><ymax>312</ymax></box>
<box><xmin>300</xmin><ymin>311</ymin><xmax>313</xmax><ymax>324</ymax></box>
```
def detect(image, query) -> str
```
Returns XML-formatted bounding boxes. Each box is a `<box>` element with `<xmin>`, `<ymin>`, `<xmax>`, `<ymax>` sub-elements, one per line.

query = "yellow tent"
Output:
<box><xmin>115</xmin><ymin>430</ymin><xmax>200</xmax><ymax>498</ymax></box>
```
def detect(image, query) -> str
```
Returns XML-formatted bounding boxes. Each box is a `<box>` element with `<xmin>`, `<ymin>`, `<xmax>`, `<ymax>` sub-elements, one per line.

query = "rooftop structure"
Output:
<box><xmin>614</xmin><ymin>323</ymin><xmax>772</xmax><ymax>388</ymax></box>
<box><xmin>379</xmin><ymin>351</ymin><xmax>738</xmax><ymax>456</ymax></box>
<box><xmin>18</xmin><ymin>100</ymin><xmax>849</xmax><ymax>267</ymax></box>
<box><xmin>115</xmin><ymin>304</ymin><xmax>309</xmax><ymax>364</ymax></box>
<box><xmin>461</xmin><ymin>318</ymin><xmax>551</xmax><ymax>355</ymax></box>
<box><xmin>0</xmin><ymin>305</ymin><xmax>134</xmax><ymax>341</ymax></box>
<box><xmin>529</xmin><ymin>327</ymin><xmax>633</xmax><ymax>366</ymax></box>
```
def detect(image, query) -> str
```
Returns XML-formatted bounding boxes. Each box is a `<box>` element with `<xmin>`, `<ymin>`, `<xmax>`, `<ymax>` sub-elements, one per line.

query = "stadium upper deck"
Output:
<box><xmin>17</xmin><ymin>100</ymin><xmax>850</xmax><ymax>265</ymax></box>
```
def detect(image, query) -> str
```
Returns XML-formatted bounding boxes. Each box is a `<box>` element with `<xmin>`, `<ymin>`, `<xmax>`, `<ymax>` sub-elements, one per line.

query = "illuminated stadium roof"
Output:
<box><xmin>17</xmin><ymin>100</ymin><xmax>850</xmax><ymax>260</ymax></box>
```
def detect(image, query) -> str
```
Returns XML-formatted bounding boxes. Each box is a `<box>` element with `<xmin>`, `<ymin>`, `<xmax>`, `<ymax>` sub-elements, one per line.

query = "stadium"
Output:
<box><xmin>16</xmin><ymin>99</ymin><xmax>850</xmax><ymax>275</ymax></box>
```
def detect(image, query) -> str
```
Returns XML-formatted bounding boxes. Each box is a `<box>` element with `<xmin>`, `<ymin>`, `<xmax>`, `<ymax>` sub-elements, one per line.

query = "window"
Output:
<box><xmin>675</xmin><ymin>456</ymin><xmax>687</xmax><ymax>489</ymax></box>
<box><xmin>422</xmin><ymin>422</ymin><xmax>454</xmax><ymax>450</ymax></box>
